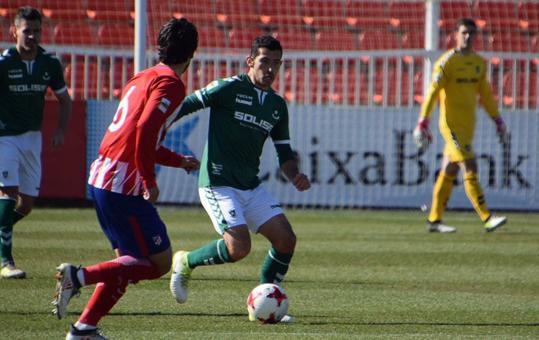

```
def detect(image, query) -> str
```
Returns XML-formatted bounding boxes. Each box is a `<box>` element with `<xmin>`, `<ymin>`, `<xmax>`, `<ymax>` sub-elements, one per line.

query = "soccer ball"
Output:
<box><xmin>246</xmin><ymin>283</ymin><xmax>289</xmax><ymax>324</ymax></box>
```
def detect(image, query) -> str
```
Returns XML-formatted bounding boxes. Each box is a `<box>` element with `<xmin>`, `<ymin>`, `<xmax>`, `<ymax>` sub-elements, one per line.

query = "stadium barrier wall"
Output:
<box><xmin>87</xmin><ymin>101</ymin><xmax>538</xmax><ymax>210</ymax></box>
<box><xmin>41</xmin><ymin>100</ymin><xmax>87</xmax><ymax>199</ymax></box>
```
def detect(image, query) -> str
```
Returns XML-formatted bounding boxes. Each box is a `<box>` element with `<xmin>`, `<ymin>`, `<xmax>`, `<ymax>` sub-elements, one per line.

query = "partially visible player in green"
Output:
<box><xmin>0</xmin><ymin>7</ymin><xmax>72</xmax><ymax>278</ymax></box>
<box><xmin>413</xmin><ymin>18</ymin><xmax>507</xmax><ymax>233</ymax></box>
<box><xmin>170</xmin><ymin>35</ymin><xmax>310</xmax><ymax>322</ymax></box>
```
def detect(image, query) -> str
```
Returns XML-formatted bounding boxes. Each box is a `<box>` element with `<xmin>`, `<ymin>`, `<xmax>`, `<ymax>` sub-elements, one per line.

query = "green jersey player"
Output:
<box><xmin>0</xmin><ymin>7</ymin><xmax>72</xmax><ymax>279</ymax></box>
<box><xmin>170</xmin><ymin>36</ymin><xmax>310</xmax><ymax>322</ymax></box>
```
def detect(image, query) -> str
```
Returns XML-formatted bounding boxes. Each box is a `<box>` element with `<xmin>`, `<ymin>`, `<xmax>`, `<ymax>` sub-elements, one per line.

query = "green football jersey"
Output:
<box><xmin>180</xmin><ymin>74</ymin><xmax>291</xmax><ymax>190</ymax></box>
<box><xmin>0</xmin><ymin>46</ymin><xmax>67</xmax><ymax>136</ymax></box>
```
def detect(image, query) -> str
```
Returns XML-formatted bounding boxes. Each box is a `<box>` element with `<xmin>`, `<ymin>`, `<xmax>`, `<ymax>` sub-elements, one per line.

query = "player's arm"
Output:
<box><xmin>177</xmin><ymin>79</ymin><xmax>223</xmax><ymax>118</ymax></box>
<box><xmin>135</xmin><ymin>78</ymin><xmax>184</xmax><ymax>201</ymax></box>
<box><xmin>413</xmin><ymin>61</ymin><xmax>446</xmax><ymax>149</ymax></box>
<box><xmin>478</xmin><ymin>63</ymin><xmax>507</xmax><ymax>144</ymax></box>
<box><xmin>271</xmin><ymin>105</ymin><xmax>310</xmax><ymax>192</ymax></box>
<box><xmin>50</xmin><ymin>57</ymin><xmax>72</xmax><ymax>148</ymax></box>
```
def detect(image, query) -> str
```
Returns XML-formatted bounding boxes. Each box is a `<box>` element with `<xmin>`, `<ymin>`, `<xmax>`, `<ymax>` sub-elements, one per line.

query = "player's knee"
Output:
<box><xmin>273</xmin><ymin>229</ymin><xmax>296</xmax><ymax>253</ymax></box>
<box><xmin>227</xmin><ymin>240</ymin><xmax>251</xmax><ymax>262</ymax></box>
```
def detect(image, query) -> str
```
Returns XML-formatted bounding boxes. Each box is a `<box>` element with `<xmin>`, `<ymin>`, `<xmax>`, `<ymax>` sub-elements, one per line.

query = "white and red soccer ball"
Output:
<box><xmin>246</xmin><ymin>283</ymin><xmax>289</xmax><ymax>324</ymax></box>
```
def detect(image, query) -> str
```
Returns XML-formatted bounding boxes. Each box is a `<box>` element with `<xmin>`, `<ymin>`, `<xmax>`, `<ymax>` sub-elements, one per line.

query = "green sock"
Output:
<box><xmin>12</xmin><ymin>210</ymin><xmax>26</xmax><ymax>225</ymax></box>
<box><xmin>259</xmin><ymin>248</ymin><xmax>293</xmax><ymax>284</ymax></box>
<box><xmin>187</xmin><ymin>239</ymin><xmax>232</xmax><ymax>268</ymax></box>
<box><xmin>0</xmin><ymin>199</ymin><xmax>16</xmax><ymax>266</ymax></box>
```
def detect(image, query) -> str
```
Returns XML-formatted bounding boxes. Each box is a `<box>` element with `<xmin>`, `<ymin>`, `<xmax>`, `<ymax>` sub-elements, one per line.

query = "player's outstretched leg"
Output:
<box><xmin>52</xmin><ymin>263</ymin><xmax>81</xmax><ymax>319</ymax></box>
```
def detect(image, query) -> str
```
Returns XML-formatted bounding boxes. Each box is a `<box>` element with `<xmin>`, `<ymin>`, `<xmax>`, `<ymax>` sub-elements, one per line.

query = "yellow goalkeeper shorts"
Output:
<box><xmin>442</xmin><ymin>130</ymin><xmax>475</xmax><ymax>162</ymax></box>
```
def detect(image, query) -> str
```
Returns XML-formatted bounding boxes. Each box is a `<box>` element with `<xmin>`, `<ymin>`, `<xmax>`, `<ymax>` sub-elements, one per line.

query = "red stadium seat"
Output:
<box><xmin>401</xmin><ymin>31</ymin><xmax>424</xmax><ymax>49</ymax></box>
<box><xmin>439</xmin><ymin>1</ymin><xmax>473</xmax><ymax>31</ymax></box>
<box><xmin>315</xmin><ymin>29</ymin><xmax>358</xmax><ymax>50</ymax></box>
<box><xmin>197</xmin><ymin>26</ymin><xmax>227</xmax><ymax>49</ymax></box>
<box><xmin>152</xmin><ymin>1</ymin><xmax>217</xmax><ymax>28</ymax></box>
<box><xmin>64</xmin><ymin>57</ymin><xmax>100</xmax><ymax>99</ymax></box>
<box><xmin>259</xmin><ymin>0</ymin><xmax>304</xmax><ymax>28</ymax></box>
<box><xmin>54</xmin><ymin>22</ymin><xmax>94</xmax><ymax>45</ymax></box>
<box><xmin>518</xmin><ymin>1</ymin><xmax>539</xmax><ymax>33</ymax></box>
<box><xmin>228</xmin><ymin>28</ymin><xmax>264</xmax><ymax>49</ymax></box>
<box><xmin>271</xmin><ymin>28</ymin><xmax>313</xmax><ymax>50</ymax></box>
<box><xmin>359</xmin><ymin>30</ymin><xmax>399</xmax><ymax>50</ymax></box>
<box><xmin>98</xmin><ymin>23</ymin><xmax>134</xmax><ymax>47</ymax></box>
<box><xmin>388</xmin><ymin>1</ymin><xmax>425</xmax><ymax>30</ymax></box>
<box><xmin>215</xmin><ymin>0</ymin><xmax>259</xmax><ymax>27</ymax></box>
<box><xmin>474</xmin><ymin>0</ymin><xmax>520</xmax><ymax>31</ymax></box>
<box><xmin>41</xmin><ymin>0</ymin><xmax>87</xmax><ymax>21</ymax></box>
<box><xmin>488</xmin><ymin>31</ymin><xmax>529</xmax><ymax>52</ymax></box>
<box><xmin>344</xmin><ymin>1</ymin><xmax>389</xmax><ymax>30</ymax></box>
<box><xmin>87</xmin><ymin>0</ymin><xmax>133</xmax><ymax>23</ymax></box>
<box><xmin>301</xmin><ymin>0</ymin><xmax>347</xmax><ymax>28</ymax></box>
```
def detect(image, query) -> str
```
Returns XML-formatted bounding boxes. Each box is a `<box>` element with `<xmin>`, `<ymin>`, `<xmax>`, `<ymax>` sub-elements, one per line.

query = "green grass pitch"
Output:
<box><xmin>0</xmin><ymin>207</ymin><xmax>537</xmax><ymax>339</ymax></box>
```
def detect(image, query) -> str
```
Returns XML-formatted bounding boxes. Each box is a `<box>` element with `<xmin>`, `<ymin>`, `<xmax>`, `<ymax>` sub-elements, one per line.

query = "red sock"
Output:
<box><xmin>82</xmin><ymin>255</ymin><xmax>161</xmax><ymax>285</ymax></box>
<box><xmin>78</xmin><ymin>281</ymin><xmax>127</xmax><ymax>326</ymax></box>
<box><xmin>77</xmin><ymin>256</ymin><xmax>162</xmax><ymax>326</ymax></box>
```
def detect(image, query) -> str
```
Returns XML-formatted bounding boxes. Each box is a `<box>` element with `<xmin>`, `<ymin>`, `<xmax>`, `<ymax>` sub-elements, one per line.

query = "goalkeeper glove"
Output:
<box><xmin>494</xmin><ymin>116</ymin><xmax>508</xmax><ymax>144</ymax></box>
<box><xmin>413</xmin><ymin>118</ymin><xmax>432</xmax><ymax>149</ymax></box>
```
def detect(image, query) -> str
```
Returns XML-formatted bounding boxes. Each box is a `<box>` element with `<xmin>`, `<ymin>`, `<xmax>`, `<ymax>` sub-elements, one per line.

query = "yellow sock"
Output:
<box><xmin>463</xmin><ymin>171</ymin><xmax>490</xmax><ymax>222</ymax></box>
<box><xmin>428</xmin><ymin>172</ymin><xmax>455</xmax><ymax>222</ymax></box>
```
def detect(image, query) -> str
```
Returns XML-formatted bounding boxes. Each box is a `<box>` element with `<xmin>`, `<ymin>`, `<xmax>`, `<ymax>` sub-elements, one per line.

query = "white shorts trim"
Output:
<box><xmin>198</xmin><ymin>185</ymin><xmax>284</xmax><ymax>235</ymax></box>
<box><xmin>0</xmin><ymin>131</ymin><xmax>42</xmax><ymax>196</ymax></box>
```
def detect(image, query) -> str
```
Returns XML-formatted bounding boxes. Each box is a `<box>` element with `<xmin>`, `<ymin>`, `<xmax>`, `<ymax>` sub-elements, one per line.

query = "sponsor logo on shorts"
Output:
<box><xmin>270</xmin><ymin>204</ymin><xmax>282</xmax><ymax>209</ymax></box>
<box><xmin>228</xmin><ymin>209</ymin><xmax>236</xmax><ymax>217</ymax></box>
<box><xmin>153</xmin><ymin>235</ymin><xmax>162</xmax><ymax>246</ymax></box>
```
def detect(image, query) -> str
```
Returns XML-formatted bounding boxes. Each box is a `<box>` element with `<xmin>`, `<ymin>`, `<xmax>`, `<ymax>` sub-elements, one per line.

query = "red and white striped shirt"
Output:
<box><xmin>88</xmin><ymin>64</ymin><xmax>186</xmax><ymax>195</ymax></box>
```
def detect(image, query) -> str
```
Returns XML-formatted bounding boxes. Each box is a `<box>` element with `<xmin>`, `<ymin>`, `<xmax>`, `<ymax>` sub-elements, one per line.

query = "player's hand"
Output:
<box><xmin>413</xmin><ymin>118</ymin><xmax>432</xmax><ymax>150</ymax></box>
<box><xmin>180</xmin><ymin>155</ymin><xmax>200</xmax><ymax>174</ymax></box>
<box><xmin>143</xmin><ymin>186</ymin><xmax>159</xmax><ymax>203</ymax></box>
<box><xmin>494</xmin><ymin>116</ymin><xmax>508</xmax><ymax>144</ymax></box>
<box><xmin>51</xmin><ymin>128</ymin><xmax>65</xmax><ymax>148</ymax></box>
<box><xmin>292</xmin><ymin>173</ymin><xmax>310</xmax><ymax>192</ymax></box>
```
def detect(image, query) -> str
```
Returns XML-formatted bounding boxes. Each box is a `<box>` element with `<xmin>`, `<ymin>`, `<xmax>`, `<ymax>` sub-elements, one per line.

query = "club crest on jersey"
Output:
<box><xmin>272</xmin><ymin>110</ymin><xmax>280</xmax><ymax>119</ymax></box>
<box><xmin>152</xmin><ymin>235</ymin><xmax>162</xmax><ymax>246</ymax></box>
<box><xmin>8</xmin><ymin>69</ymin><xmax>23</xmax><ymax>79</ymax></box>
<box><xmin>158</xmin><ymin>98</ymin><xmax>171</xmax><ymax>113</ymax></box>
<box><xmin>42</xmin><ymin>72</ymin><xmax>50</xmax><ymax>81</ymax></box>
<box><xmin>235</xmin><ymin>93</ymin><xmax>253</xmax><ymax>106</ymax></box>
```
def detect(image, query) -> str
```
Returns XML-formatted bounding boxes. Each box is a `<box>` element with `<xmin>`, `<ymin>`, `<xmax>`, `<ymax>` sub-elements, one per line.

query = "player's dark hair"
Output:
<box><xmin>456</xmin><ymin>18</ymin><xmax>477</xmax><ymax>31</ymax></box>
<box><xmin>15</xmin><ymin>6</ymin><xmax>42</xmax><ymax>26</ymax></box>
<box><xmin>157</xmin><ymin>18</ymin><xmax>198</xmax><ymax>65</ymax></box>
<box><xmin>250</xmin><ymin>35</ymin><xmax>283</xmax><ymax>58</ymax></box>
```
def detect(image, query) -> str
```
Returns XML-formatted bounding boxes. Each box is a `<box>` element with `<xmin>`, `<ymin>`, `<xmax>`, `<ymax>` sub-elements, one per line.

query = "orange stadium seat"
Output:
<box><xmin>271</xmin><ymin>28</ymin><xmax>313</xmax><ymax>50</ymax></box>
<box><xmin>156</xmin><ymin>1</ymin><xmax>217</xmax><ymax>28</ymax></box>
<box><xmin>388</xmin><ymin>1</ymin><xmax>425</xmax><ymax>30</ymax></box>
<box><xmin>518</xmin><ymin>1</ymin><xmax>539</xmax><ymax>33</ymax></box>
<box><xmin>53</xmin><ymin>22</ymin><xmax>94</xmax><ymax>45</ymax></box>
<box><xmin>64</xmin><ymin>58</ymin><xmax>99</xmax><ymax>99</ymax></box>
<box><xmin>315</xmin><ymin>29</ymin><xmax>358</xmax><ymax>50</ymax></box>
<box><xmin>344</xmin><ymin>1</ymin><xmax>389</xmax><ymax>31</ymax></box>
<box><xmin>301</xmin><ymin>0</ymin><xmax>347</xmax><ymax>28</ymax></box>
<box><xmin>98</xmin><ymin>23</ymin><xmax>134</xmax><ymax>47</ymax></box>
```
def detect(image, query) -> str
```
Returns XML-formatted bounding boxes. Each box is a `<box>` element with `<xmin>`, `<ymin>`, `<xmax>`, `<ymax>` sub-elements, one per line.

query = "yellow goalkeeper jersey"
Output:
<box><xmin>420</xmin><ymin>49</ymin><xmax>499</xmax><ymax>141</ymax></box>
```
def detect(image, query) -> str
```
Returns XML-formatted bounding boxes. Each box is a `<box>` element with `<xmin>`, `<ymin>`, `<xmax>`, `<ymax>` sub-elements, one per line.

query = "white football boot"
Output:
<box><xmin>53</xmin><ymin>263</ymin><xmax>81</xmax><ymax>319</ymax></box>
<box><xmin>484</xmin><ymin>215</ymin><xmax>507</xmax><ymax>232</ymax></box>
<box><xmin>170</xmin><ymin>251</ymin><xmax>192</xmax><ymax>303</ymax></box>
<box><xmin>0</xmin><ymin>263</ymin><xmax>26</xmax><ymax>279</ymax></box>
<box><xmin>427</xmin><ymin>221</ymin><xmax>456</xmax><ymax>233</ymax></box>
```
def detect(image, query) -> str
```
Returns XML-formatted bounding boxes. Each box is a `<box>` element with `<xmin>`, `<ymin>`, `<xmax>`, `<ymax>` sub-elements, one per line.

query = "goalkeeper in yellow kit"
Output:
<box><xmin>413</xmin><ymin>18</ymin><xmax>508</xmax><ymax>233</ymax></box>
